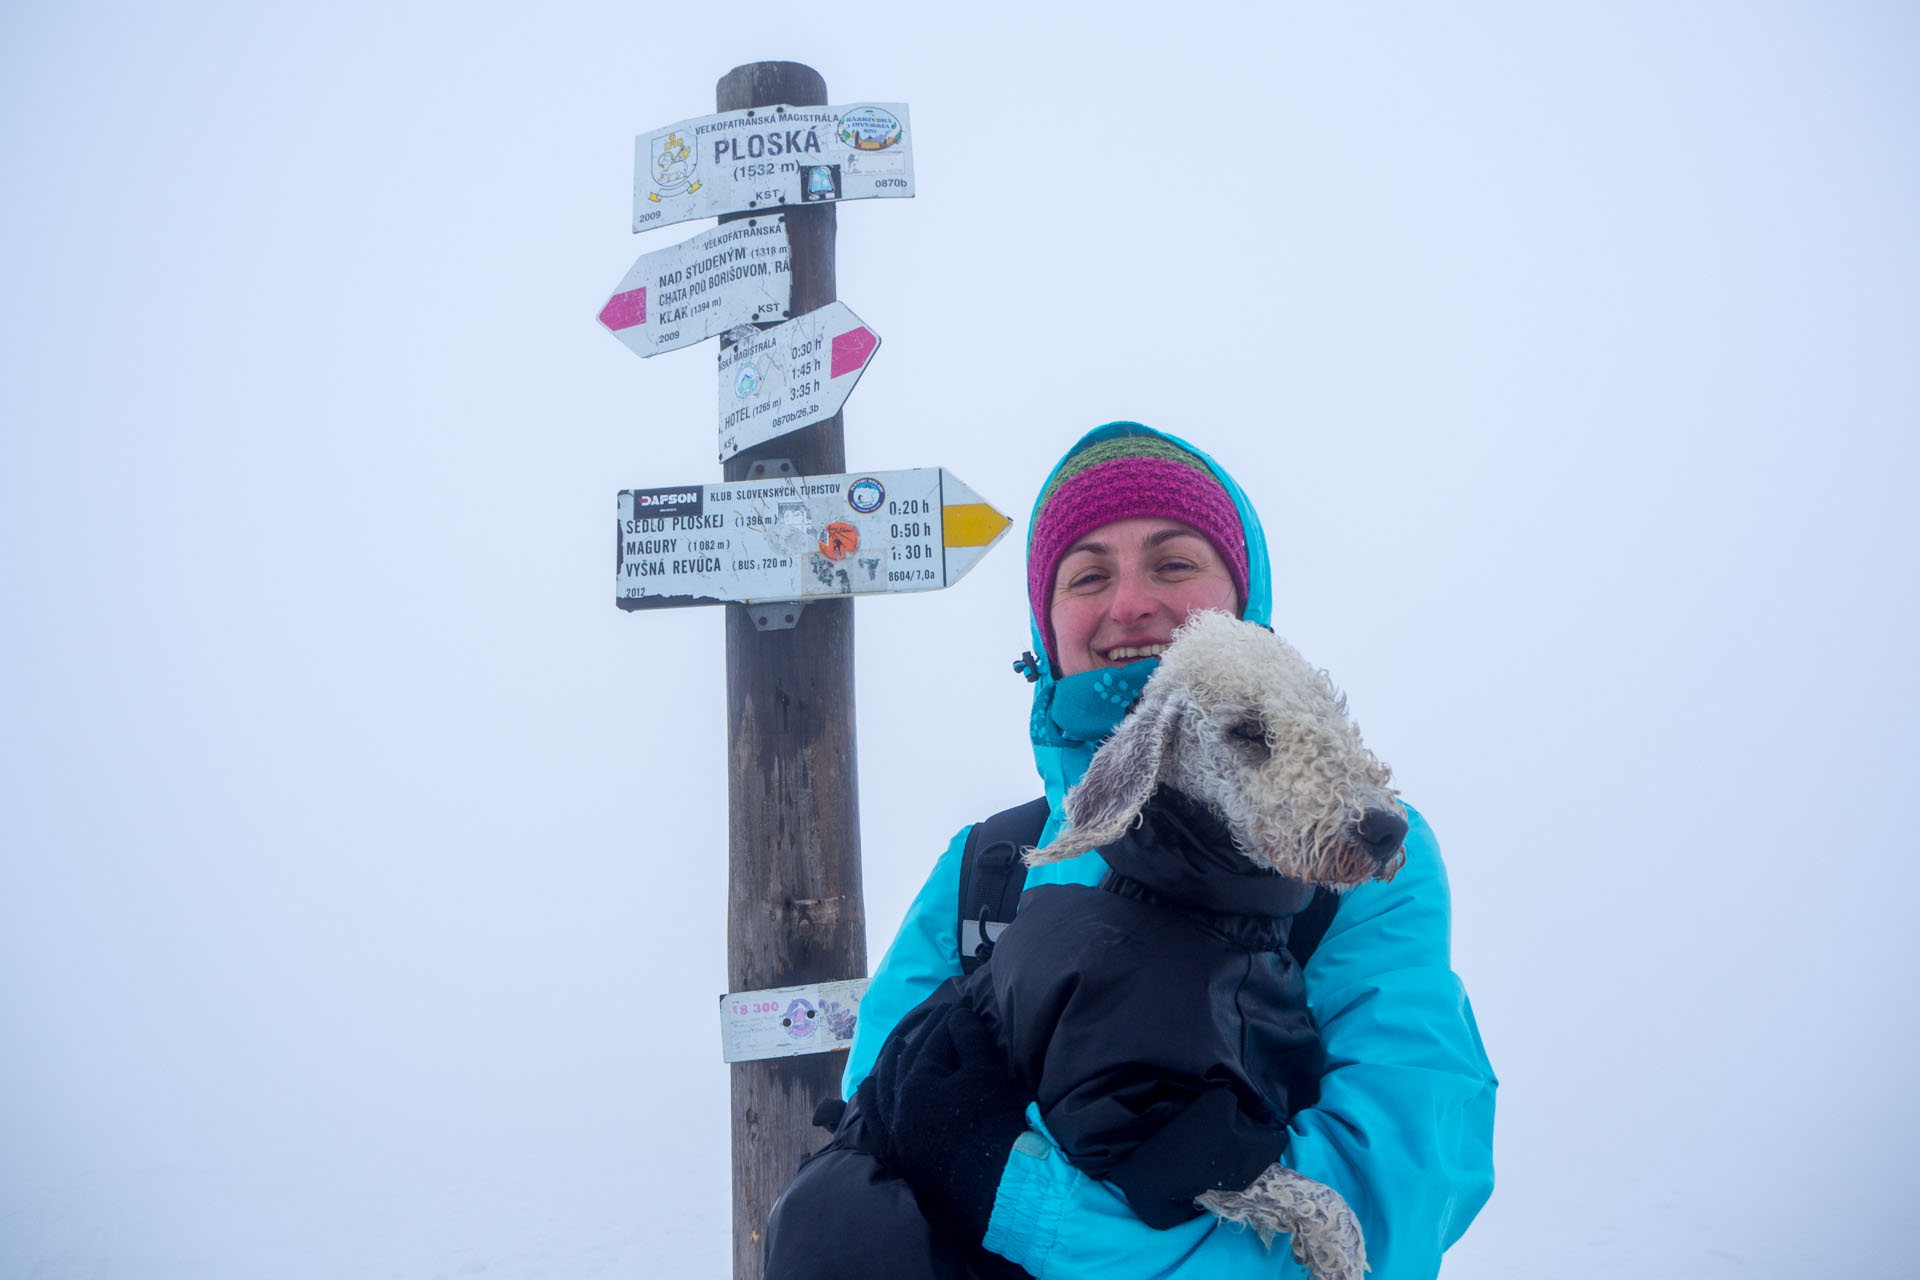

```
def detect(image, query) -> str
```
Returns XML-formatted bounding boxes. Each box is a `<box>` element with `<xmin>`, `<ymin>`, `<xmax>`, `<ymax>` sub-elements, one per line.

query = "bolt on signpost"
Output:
<box><xmin>600</xmin><ymin>62</ymin><xmax>1010</xmax><ymax>1278</ymax></box>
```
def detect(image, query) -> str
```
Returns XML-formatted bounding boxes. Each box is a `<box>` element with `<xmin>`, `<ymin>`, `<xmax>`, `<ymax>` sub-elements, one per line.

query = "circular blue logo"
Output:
<box><xmin>847</xmin><ymin>477</ymin><xmax>885</xmax><ymax>514</ymax></box>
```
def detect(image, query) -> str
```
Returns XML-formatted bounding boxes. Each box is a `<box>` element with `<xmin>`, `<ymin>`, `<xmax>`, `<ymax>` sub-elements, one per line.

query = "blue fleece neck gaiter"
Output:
<box><xmin>1035</xmin><ymin>658</ymin><xmax>1160</xmax><ymax>749</ymax></box>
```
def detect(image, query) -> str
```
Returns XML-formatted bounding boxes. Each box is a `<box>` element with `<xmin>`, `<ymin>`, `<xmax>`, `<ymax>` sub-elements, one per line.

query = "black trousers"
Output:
<box><xmin>762</xmin><ymin>1097</ymin><xmax>1025</xmax><ymax>1280</ymax></box>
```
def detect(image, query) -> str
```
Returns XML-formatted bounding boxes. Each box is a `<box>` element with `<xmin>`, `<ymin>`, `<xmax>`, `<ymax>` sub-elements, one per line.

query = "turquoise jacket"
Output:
<box><xmin>843</xmin><ymin>423</ymin><xmax>1497</xmax><ymax>1278</ymax></box>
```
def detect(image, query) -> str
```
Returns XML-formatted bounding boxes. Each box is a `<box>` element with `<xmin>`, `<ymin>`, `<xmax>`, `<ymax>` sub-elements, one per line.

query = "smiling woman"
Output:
<box><xmin>764</xmin><ymin>422</ymin><xmax>1496</xmax><ymax>1280</ymax></box>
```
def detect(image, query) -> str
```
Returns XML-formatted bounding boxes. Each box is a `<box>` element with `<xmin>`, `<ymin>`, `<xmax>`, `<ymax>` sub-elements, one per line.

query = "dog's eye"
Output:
<box><xmin>1228</xmin><ymin>719</ymin><xmax>1269</xmax><ymax>755</ymax></box>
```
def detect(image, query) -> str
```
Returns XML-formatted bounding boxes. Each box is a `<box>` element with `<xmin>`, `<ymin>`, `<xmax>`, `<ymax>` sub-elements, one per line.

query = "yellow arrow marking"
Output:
<box><xmin>943</xmin><ymin>503</ymin><xmax>1010</xmax><ymax>548</ymax></box>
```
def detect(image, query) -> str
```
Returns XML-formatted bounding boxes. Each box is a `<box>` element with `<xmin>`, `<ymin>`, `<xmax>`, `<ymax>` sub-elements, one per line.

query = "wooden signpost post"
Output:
<box><xmin>601</xmin><ymin>61</ymin><xmax>1010</xmax><ymax>1278</ymax></box>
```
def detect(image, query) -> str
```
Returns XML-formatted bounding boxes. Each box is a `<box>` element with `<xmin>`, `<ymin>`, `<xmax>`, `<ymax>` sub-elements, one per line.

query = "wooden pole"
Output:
<box><xmin>716</xmin><ymin>61</ymin><xmax>867</xmax><ymax>1280</ymax></box>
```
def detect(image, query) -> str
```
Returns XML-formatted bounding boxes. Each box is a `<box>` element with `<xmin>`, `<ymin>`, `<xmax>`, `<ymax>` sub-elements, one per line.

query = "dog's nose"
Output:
<box><xmin>1354</xmin><ymin>807</ymin><xmax>1407</xmax><ymax>862</ymax></box>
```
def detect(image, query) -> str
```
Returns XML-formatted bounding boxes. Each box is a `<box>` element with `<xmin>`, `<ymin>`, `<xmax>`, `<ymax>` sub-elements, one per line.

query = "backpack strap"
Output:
<box><xmin>956</xmin><ymin>795</ymin><xmax>1052</xmax><ymax>974</ymax></box>
<box><xmin>1287</xmin><ymin>887</ymin><xmax>1339</xmax><ymax>967</ymax></box>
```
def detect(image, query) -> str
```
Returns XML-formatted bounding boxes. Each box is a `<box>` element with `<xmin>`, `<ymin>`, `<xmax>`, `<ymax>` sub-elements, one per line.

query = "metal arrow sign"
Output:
<box><xmin>616</xmin><ymin>468</ymin><xmax>1010</xmax><ymax>610</ymax></box>
<box><xmin>717</xmin><ymin>303</ymin><xmax>880</xmax><ymax>462</ymax></box>
<box><xmin>598</xmin><ymin>215</ymin><xmax>791</xmax><ymax>358</ymax></box>
<box><xmin>632</xmin><ymin>102</ymin><xmax>914</xmax><ymax>234</ymax></box>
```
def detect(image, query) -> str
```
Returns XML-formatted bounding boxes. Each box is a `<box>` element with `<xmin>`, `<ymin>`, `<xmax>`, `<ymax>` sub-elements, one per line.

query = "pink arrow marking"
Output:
<box><xmin>830</xmin><ymin>326</ymin><xmax>878</xmax><ymax>379</ymax></box>
<box><xmin>599</xmin><ymin>287</ymin><xmax>647</xmax><ymax>331</ymax></box>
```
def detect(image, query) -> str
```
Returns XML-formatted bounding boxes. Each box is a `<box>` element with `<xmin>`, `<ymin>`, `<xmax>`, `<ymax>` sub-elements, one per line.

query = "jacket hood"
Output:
<box><xmin>1025</xmin><ymin>422</ymin><xmax>1274</xmax><ymax>811</ymax></box>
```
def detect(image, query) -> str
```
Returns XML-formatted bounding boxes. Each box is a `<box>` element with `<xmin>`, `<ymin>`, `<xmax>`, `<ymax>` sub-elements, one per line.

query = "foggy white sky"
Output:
<box><xmin>3</xmin><ymin>3</ymin><xmax>1916</xmax><ymax>1276</ymax></box>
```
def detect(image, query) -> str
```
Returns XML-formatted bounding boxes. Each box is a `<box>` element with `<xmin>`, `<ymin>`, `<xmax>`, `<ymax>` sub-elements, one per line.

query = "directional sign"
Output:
<box><xmin>598</xmin><ymin>215</ymin><xmax>791</xmax><ymax>358</ymax></box>
<box><xmin>616</xmin><ymin>468</ymin><xmax>1010</xmax><ymax>610</ymax></box>
<box><xmin>717</xmin><ymin>303</ymin><xmax>880</xmax><ymax>462</ymax></box>
<box><xmin>633</xmin><ymin>103</ymin><xmax>914</xmax><ymax>233</ymax></box>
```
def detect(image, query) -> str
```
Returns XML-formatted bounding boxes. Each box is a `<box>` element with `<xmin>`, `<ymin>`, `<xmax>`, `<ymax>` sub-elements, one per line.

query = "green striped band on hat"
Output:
<box><xmin>1037</xmin><ymin>435</ymin><xmax>1218</xmax><ymax>508</ymax></box>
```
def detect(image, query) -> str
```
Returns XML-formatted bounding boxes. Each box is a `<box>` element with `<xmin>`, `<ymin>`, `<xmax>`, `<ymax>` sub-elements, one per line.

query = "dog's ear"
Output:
<box><xmin>1027</xmin><ymin>684</ymin><xmax>1188</xmax><ymax>865</ymax></box>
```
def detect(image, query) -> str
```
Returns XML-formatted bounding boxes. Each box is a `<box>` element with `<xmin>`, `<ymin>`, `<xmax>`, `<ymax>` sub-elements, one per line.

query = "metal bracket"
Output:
<box><xmin>750</xmin><ymin>601</ymin><xmax>805</xmax><ymax>630</ymax></box>
<box><xmin>746</xmin><ymin>457</ymin><xmax>796</xmax><ymax>480</ymax></box>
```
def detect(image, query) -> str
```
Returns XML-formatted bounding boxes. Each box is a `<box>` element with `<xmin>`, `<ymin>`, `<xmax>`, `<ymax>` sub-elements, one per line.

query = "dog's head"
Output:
<box><xmin>1029</xmin><ymin>611</ymin><xmax>1406</xmax><ymax>888</ymax></box>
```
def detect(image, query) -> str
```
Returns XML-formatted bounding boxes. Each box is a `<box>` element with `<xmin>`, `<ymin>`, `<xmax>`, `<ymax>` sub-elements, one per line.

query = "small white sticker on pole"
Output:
<box><xmin>718</xmin><ymin>302</ymin><xmax>880</xmax><ymax>461</ymax></box>
<box><xmin>634</xmin><ymin>103</ymin><xmax>915</xmax><ymax>233</ymax></box>
<box><xmin>616</xmin><ymin>467</ymin><xmax>1012</xmax><ymax>610</ymax></box>
<box><xmin>720</xmin><ymin>978</ymin><xmax>869</xmax><ymax>1063</ymax></box>
<box><xmin>598</xmin><ymin>216</ymin><xmax>791</xmax><ymax>358</ymax></box>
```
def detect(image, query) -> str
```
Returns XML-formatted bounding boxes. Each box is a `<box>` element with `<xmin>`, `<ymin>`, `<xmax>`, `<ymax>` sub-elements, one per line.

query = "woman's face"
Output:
<box><xmin>1048</xmin><ymin>517</ymin><xmax>1240</xmax><ymax>677</ymax></box>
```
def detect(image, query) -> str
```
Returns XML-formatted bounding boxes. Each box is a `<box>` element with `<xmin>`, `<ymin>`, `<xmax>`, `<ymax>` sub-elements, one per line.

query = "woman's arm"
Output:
<box><xmin>842</xmin><ymin>827</ymin><xmax>970</xmax><ymax>1097</ymax></box>
<box><xmin>983</xmin><ymin>807</ymin><xmax>1497</xmax><ymax>1279</ymax></box>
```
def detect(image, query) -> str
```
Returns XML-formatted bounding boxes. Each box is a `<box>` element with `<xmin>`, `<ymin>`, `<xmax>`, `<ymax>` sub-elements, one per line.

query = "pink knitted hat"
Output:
<box><xmin>1028</xmin><ymin>437</ymin><xmax>1249</xmax><ymax>667</ymax></box>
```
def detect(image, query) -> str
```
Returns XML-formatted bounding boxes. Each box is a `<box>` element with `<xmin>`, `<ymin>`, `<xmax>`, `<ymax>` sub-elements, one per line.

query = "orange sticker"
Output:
<box><xmin>819</xmin><ymin>521</ymin><xmax>859</xmax><ymax>561</ymax></box>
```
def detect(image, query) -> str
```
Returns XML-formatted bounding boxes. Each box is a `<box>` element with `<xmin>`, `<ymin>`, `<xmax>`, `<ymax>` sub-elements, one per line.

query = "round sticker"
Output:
<box><xmin>819</xmin><ymin>521</ymin><xmax>859</xmax><ymax>561</ymax></box>
<box><xmin>781</xmin><ymin>998</ymin><xmax>818</xmax><ymax>1039</ymax></box>
<box><xmin>838</xmin><ymin>107</ymin><xmax>903</xmax><ymax>152</ymax></box>
<box><xmin>847</xmin><ymin>477</ymin><xmax>885</xmax><ymax>513</ymax></box>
